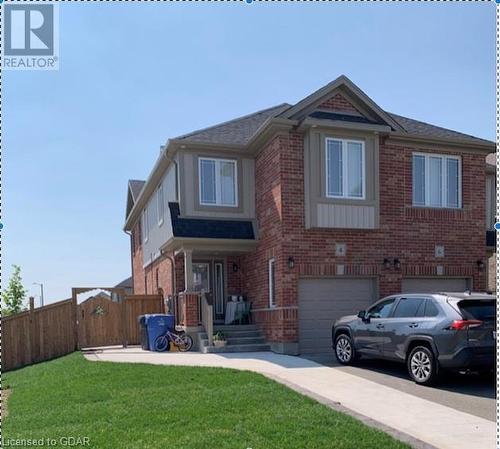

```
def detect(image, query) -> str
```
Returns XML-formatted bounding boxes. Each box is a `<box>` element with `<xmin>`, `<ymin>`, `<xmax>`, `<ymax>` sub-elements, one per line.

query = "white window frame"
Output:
<box><xmin>325</xmin><ymin>138</ymin><xmax>366</xmax><ymax>200</ymax></box>
<box><xmin>142</xmin><ymin>208</ymin><xmax>149</xmax><ymax>243</ymax></box>
<box><xmin>268</xmin><ymin>258</ymin><xmax>276</xmax><ymax>308</ymax></box>
<box><xmin>198</xmin><ymin>157</ymin><xmax>238</xmax><ymax>207</ymax></box>
<box><xmin>157</xmin><ymin>183</ymin><xmax>164</xmax><ymax>226</ymax></box>
<box><xmin>412</xmin><ymin>152</ymin><xmax>462</xmax><ymax>209</ymax></box>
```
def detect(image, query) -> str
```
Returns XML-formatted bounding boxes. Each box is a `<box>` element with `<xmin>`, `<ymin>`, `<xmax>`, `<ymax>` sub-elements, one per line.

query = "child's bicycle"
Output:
<box><xmin>154</xmin><ymin>328</ymin><xmax>193</xmax><ymax>352</ymax></box>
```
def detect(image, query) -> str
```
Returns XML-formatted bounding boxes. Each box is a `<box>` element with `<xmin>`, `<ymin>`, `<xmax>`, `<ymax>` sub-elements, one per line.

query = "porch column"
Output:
<box><xmin>184</xmin><ymin>249</ymin><xmax>193</xmax><ymax>291</ymax></box>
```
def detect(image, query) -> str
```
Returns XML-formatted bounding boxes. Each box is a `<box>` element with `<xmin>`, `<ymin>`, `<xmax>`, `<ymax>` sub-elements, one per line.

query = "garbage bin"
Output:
<box><xmin>138</xmin><ymin>315</ymin><xmax>149</xmax><ymax>350</ymax></box>
<box><xmin>144</xmin><ymin>314</ymin><xmax>175</xmax><ymax>351</ymax></box>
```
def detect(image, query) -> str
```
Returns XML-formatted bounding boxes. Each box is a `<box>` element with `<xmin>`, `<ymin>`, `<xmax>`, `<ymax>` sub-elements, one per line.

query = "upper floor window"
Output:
<box><xmin>141</xmin><ymin>208</ymin><xmax>149</xmax><ymax>243</ymax></box>
<box><xmin>326</xmin><ymin>138</ymin><xmax>365</xmax><ymax>200</ymax></box>
<box><xmin>412</xmin><ymin>153</ymin><xmax>461</xmax><ymax>209</ymax></box>
<box><xmin>199</xmin><ymin>157</ymin><xmax>237</xmax><ymax>207</ymax></box>
<box><xmin>157</xmin><ymin>183</ymin><xmax>164</xmax><ymax>226</ymax></box>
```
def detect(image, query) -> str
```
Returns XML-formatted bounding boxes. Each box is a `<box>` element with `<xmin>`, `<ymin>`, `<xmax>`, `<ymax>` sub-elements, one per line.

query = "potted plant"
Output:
<box><xmin>213</xmin><ymin>331</ymin><xmax>227</xmax><ymax>347</ymax></box>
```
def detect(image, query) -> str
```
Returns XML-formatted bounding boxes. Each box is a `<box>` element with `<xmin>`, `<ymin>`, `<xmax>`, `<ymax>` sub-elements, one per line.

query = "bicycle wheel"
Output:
<box><xmin>154</xmin><ymin>335</ymin><xmax>170</xmax><ymax>352</ymax></box>
<box><xmin>177</xmin><ymin>334</ymin><xmax>193</xmax><ymax>352</ymax></box>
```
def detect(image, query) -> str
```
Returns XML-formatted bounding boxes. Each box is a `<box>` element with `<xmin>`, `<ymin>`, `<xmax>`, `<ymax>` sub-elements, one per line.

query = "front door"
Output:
<box><xmin>192</xmin><ymin>260</ymin><xmax>226</xmax><ymax>323</ymax></box>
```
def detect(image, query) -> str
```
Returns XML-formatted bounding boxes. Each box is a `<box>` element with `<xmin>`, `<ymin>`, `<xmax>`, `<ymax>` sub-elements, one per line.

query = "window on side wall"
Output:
<box><xmin>157</xmin><ymin>183</ymin><xmax>164</xmax><ymax>226</ymax></box>
<box><xmin>269</xmin><ymin>258</ymin><xmax>276</xmax><ymax>308</ymax></box>
<box><xmin>199</xmin><ymin>157</ymin><xmax>237</xmax><ymax>207</ymax></box>
<box><xmin>412</xmin><ymin>153</ymin><xmax>461</xmax><ymax>209</ymax></box>
<box><xmin>326</xmin><ymin>138</ymin><xmax>365</xmax><ymax>200</ymax></box>
<box><xmin>142</xmin><ymin>209</ymin><xmax>149</xmax><ymax>243</ymax></box>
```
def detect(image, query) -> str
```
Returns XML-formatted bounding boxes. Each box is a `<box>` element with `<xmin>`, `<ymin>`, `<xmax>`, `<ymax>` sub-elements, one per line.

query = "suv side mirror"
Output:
<box><xmin>358</xmin><ymin>310</ymin><xmax>371</xmax><ymax>323</ymax></box>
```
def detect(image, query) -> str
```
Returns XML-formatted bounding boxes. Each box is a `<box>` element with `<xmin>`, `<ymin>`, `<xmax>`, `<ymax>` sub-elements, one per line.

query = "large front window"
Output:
<box><xmin>199</xmin><ymin>158</ymin><xmax>237</xmax><ymax>207</ymax></box>
<box><xmin>326</xmin><ymin>138</ymin><xmax>365</xmax><ymax>199</ymax></box>
<box><xmin>412</xmin><ymin>153</ymin><xmax>461</xmax><ymax>208</ymax></box>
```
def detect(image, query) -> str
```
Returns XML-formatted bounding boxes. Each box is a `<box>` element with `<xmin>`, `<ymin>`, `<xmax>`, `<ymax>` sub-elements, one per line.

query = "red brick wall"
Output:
<box><xmin>240</xmin><ymin>128</ymin><xmax>487</xmax><ymax>347</ymax></box>
<box><xmin>240</xmin><ymin>135</ymin><xmax>289</xmax><ymax>342</ymax></box>
<box><xmin>318</xmin><ymin>93</ymin><xmax>361</xmax><ymax>114</ymax></box>
<box><xmin>131</xmin><ymin>222</ymin><xmax>145</xmax><ymax>294</ymax></box>
<box><xmin>227</xmin><ymin>256</ymin><xmax>244</xmax><ymax>295</ymax></box>
<box><xmin>278</xmin><ymin>133</ymin><xmax>486</xmax><ymax>299</ymax></box>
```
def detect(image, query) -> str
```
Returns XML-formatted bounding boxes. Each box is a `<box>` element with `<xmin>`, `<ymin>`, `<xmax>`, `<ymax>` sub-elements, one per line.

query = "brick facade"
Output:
<box><xmin>318</xmin><ymin>93</ymin><xmax>362</xmax><ymax>114</ymax></box>
<box><xmin>129</xmin><ymin>92</ymin><xmax>489</xmax><ymax>354</ymax></box>
<box><xmin>238</xmin><ymin>95</ymin><xmax>487</xmax><ymax>349</ymax></box>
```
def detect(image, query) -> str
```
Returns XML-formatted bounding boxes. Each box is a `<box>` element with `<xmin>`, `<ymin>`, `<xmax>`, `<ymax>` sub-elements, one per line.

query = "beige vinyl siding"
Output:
<box><xmin>317</xmin><ymin>203</ymin><xmax>375</xmax><ymax>229</ymax></box>
<box><xmin>142</xmin><ymin>164</ymin><xmax>177</xmax><ymax>266</ymax></box>
<box><xmin>304</xmin><ymin>128</ymin><xmax>379</xmax><ymax>230</ymax></box>
<box><xmin>180</xmin><ymin>150</ymin><xmax>255</xmax><ymax>219</ymax></box>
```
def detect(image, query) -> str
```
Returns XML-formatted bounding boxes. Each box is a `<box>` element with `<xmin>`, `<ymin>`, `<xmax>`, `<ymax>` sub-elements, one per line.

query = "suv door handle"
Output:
<box><xmin>409</xmin><ymin>323</ymin><xmax>419</xmax><ymax>328</ymax></box>
<box><xmin>376</xmin><ymin>323</ymin><xmax>385</xmax><ymax>329</ymax></box>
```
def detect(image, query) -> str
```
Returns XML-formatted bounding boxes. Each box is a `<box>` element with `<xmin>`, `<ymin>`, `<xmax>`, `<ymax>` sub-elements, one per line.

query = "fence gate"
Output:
<box><xmin>77</xmin><ymin>295</ymin><xmax>124</xmax><ymax>348</ymax></box>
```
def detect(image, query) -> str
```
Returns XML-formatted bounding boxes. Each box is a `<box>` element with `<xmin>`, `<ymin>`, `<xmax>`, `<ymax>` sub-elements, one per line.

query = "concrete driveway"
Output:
<box><xmin>84</xmin><ymin>347</ymin><xmax>494</xmax><ymax>449</ymax></box>
<box><xmin>304</xmin><ymin>353</ymin><xmax>495</xmax><ymax>422</ymax></box>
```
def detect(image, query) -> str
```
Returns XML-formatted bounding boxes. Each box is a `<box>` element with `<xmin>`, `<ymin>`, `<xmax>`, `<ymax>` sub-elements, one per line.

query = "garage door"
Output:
<box><xmin>298</xmin><ymin>278</ymin><xmax>376</xmax><ymax>355</ymax></box>
<box><xmin>401</xmin><ymin>278</ymin><xmax>470</xmax><ymax>294</ymax></box>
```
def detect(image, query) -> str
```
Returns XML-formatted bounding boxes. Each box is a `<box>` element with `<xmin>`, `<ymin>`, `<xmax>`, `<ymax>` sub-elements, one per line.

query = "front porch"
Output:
<box><xmin>168</xmin><ymin>242</ymin><xmax>267</xmax><ymax>353</ymax></box>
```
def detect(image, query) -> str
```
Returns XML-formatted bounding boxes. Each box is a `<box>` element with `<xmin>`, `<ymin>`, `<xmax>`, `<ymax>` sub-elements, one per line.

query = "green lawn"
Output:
<box><xmin>3</xmin><ymin>353</ymin><xmax>410</xmax><ymax>449</ymax></box>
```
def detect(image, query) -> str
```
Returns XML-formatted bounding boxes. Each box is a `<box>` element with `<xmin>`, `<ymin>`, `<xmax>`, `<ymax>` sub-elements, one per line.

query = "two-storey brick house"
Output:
<box><xmin>124</xmin><ymin>76</ymin><xmax>495</xmax><ymax>355</ymax></box>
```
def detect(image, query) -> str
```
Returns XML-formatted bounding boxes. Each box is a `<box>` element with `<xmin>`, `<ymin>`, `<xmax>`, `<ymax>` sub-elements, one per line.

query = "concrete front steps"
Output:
<box><xmin>199</xmin><ymin>324</ymin><xmax>270</xmax><ymax>354</ymax></box>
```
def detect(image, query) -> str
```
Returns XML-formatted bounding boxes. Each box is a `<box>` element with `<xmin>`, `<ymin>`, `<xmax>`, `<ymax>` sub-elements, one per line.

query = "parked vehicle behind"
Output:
<box><xmin>332</xmin><ymin>292</ymin><xmax>496</xmax><ymax>385</ymax></box>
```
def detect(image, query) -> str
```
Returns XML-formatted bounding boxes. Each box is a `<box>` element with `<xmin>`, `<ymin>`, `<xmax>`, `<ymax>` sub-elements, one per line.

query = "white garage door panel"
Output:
<box><xmin>298</xmin><ymin>278</ymin><xmax>376</xmax><ymax>355</ymax></box>
<box><xmin>401</xmin><ymin>278</ymin><xmax>469</xmax><ymax>293</ymax></box>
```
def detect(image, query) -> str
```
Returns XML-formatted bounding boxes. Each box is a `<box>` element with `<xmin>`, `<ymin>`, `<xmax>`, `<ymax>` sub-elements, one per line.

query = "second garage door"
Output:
<box><xmin>401</xmin><ymin>277</ymin><xmax>470</xmax><ymax>294</ymax></box>
<box><xmin>298</xmin><ymin>278</ymin><xmax>376</xmax><ymax>355</ymax></box>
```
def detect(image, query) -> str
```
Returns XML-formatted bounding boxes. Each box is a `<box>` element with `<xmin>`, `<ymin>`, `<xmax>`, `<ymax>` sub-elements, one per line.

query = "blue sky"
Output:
<box><xmin>4</xmin><ymin>2</ymin><xmax>495</xmax><ymax>304</ymax></box>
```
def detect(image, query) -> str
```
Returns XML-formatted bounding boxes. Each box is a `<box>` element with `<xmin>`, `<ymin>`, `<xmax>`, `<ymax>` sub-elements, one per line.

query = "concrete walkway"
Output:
<box><xmin>84</xmin><ymin>347</ymin><xmax>495</xmax><ymax>449</ymax></box>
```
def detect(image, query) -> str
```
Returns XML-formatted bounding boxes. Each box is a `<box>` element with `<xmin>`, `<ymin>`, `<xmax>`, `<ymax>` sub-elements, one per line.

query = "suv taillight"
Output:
<box><xmin>447</xmin><ymin>320</ymin><xmax>483</xmax><ymax>330</ymax></box>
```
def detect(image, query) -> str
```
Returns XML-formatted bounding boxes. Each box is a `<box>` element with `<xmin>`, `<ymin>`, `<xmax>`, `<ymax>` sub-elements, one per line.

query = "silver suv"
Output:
<box><xmin>332</xmin><ymin>292</ymin><xmax>496</xmax><ymax>385</ymax></box>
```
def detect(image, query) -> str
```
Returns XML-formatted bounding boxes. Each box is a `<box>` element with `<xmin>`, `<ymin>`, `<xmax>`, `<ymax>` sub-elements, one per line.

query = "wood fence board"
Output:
<box><xmin>2</xmin><ymin>294</ymin><xmax>164</xmax><ymax>371</ymax></box>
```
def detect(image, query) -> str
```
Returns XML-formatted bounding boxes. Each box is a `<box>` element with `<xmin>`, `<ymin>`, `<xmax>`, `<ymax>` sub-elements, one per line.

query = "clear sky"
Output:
<box><xmin>4</xmin><ymin>2</ymin><xmax>495</xmax><ymax>305</ymax></box>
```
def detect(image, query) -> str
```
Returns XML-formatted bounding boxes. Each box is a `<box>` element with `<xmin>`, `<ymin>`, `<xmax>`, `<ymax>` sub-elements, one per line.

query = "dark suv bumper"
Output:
<box><xmin>439</xmin><ymin>347</ymin><xmax>495</xmax><ymax>369</ymax></box>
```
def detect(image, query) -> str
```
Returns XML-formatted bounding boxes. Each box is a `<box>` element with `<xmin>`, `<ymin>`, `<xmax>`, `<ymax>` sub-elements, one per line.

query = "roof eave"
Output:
<box><xmin>123</xmin><ymin>144</ymin><xmax>174</xmax><ymax>232</ymax></box>
<box><xmin>246</xmin><ymin>117</ymin><xmax>298</xmax><ymax>153</ymax></box>
<box><xmin>386</xmin><ymin>132</ymin><xmax>495</xmax><ymax>153</ymax></box>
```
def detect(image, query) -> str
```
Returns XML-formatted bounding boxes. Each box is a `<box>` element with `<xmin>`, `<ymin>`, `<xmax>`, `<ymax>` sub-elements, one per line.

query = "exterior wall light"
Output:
<box><xmin>476</xmin><ymin>260</ymin><xmax>485</xmax><ymax>271</ymax></box>
<box><xmin>288</xmin><ymin>257</ymin><xmax>295</xmax><ymax>269</ymax></box>
<box><xmin>383</xmin><ymin>258</ymin><xmax>391</xmax><ymax>269</ymax></box>
<box><xmin>232</xmin><ymin>263</ymin><xmax>239</xmax><ymax>273</ymax></box>
<box><xmin>393</xmin><ymin>258</ymin><xmax>401</xmax><ymax>270</ymax></box>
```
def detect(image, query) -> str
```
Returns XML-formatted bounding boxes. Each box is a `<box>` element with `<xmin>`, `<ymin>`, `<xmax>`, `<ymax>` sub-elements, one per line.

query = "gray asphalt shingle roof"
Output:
<box><xmin>172</xmin><ymin>102</ymin><xmax>492</xmax><ymax>148</ymax></box>
<box><xmin>387</xmin><ymin>112</ymin><xmax>493</xmax><ymax>146</ymax></box>
<box><xmin>175</xmin><ymin>103</ymin><xmax>291</xmax><ymax>146</ymax></box>
<box><xmin>129</xmin><ymin>180</ymin><xmax>146</xmax><ymax>202</ymax></box>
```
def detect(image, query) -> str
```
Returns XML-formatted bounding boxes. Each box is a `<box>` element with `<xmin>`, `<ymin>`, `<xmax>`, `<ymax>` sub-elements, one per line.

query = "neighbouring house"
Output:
<box><xmin>111</xmin><ymin>277</ymin><xmax>133</xmax><ymax>301</ymax></box>
<box><xmin>123</xmin><ymin>75</ymin><xmax>496</xmax><ymax>355</ymax></box>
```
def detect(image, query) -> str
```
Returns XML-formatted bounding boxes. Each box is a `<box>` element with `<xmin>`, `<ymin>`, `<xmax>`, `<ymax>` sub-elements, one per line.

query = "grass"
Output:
<box><xmin>3</xmin><ymin>353</ymin><xmax>410</xmax><ymax>449</ymax></box>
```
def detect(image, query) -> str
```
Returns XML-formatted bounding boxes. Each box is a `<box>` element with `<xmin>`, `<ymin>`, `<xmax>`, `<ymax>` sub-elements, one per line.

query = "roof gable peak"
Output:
<box><xmin>279</xmin><ymin>75</ymin><xmax>404</xmax><ymax>132</ymax></box>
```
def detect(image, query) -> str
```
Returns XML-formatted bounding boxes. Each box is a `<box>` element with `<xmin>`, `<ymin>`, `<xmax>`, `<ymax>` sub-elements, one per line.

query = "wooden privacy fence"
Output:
<box><xmin>2</xmin><ymin>292</ymin><xmax>164</xmax><ymax>372</ymax></box>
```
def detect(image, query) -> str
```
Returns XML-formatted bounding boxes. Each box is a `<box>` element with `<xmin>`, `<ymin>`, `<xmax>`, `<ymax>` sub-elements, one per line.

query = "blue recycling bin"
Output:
<box><xmin>143</xmin><ymin>314</ymin><xmax>175</xmax><ymax>351</ymax></box>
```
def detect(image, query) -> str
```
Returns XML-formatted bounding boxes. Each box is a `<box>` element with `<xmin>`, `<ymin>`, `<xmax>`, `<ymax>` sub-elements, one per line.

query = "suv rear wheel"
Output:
<box><xmin>407</xmin><ymin>346</ymin><xmax>438</xmax><ymax>385</ymax></box>
<box><xmin>335</xmin><ymin>334</ymin><xmax>356</xmax><ymax>365</ymax></box>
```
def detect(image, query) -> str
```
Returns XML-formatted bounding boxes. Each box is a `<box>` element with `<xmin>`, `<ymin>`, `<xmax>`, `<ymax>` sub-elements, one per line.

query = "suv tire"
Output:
<box><xmin>407</xmin><ymin>346</ymin><xmax>438</xmax><ymax>385</ymax></box>
<box><xmin>334</xmin><ymin>333</ymin><xmax>357</xmax><ymax>365</ymax></box>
